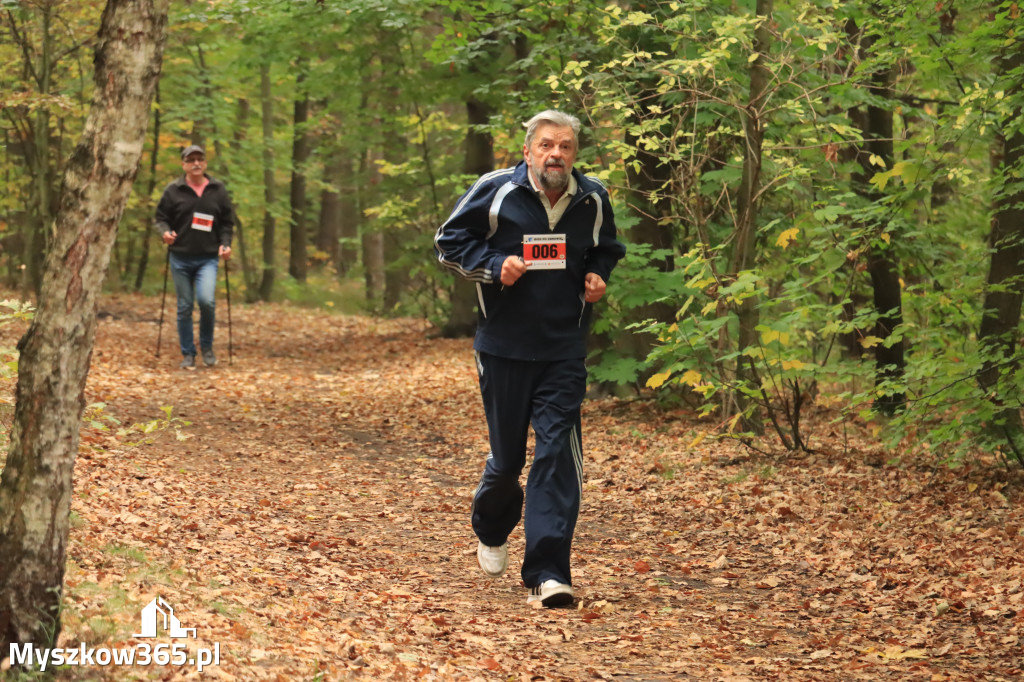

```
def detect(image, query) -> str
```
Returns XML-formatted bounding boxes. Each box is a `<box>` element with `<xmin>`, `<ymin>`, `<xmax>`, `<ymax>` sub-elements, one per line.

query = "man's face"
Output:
<box><xmin>182</xmin><ymin>153</ymin><xmax>206</xmax><ymax>179</ymax></box>
<box><xmin>524</xmin><ymin>123</ymin><xmax>577</xmax><ymax>193</ymax></box>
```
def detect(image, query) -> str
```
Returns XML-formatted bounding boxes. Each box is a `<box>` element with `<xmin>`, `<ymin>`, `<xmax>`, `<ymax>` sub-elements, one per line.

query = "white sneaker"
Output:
<box><xmin>477</xmin><ymin>541</ymin><xmax>508</xmax><ymax>578</ymax></box>
<box><xmin>526</xmin><ymin>579</ymin><xmax>574</xmax><ymax>607</ymax></box>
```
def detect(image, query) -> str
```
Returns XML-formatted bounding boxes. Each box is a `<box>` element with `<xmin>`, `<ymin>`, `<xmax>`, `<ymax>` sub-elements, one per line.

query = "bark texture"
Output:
<box><xmin>440</xmin><ymin>97</ymin><xmax>494</xmax><ymax>339</ymax></box>
<box><xmin>289</xmin><ymin>66</ymin><xmax>310</xmax><ymax>282</ymax></box>
<box><xmin>258</xmin><ymin>62</ymin><xmax>277</xmax><ymax>301</ymax></box>
<box><xmin>317</xmin><ymin>148</ymin><xmax>343</xmax><ymax>269</ymax></box>
<box><xmin>0</xmin><ymin>0</ymin><xmax>170</xmax><ymax>650</ymax></box>
<box><xmin>846</xmin><ymin>14</ymin><xmax>906</xmax><ymax>415</ymax></box>
<box><xmin>728</xmin><ymin>0</ymin><xmax>772</xmax><ymax>430</ymax></box>
<box><xmin>977</xmin><ymin>33</ymin><xmax>1024</xmax><ymax>460</ymax></box>
<box><xmin>337</xmin><ymin>154</ymin><xmax>360</xmax><ymax>275</ymax></box>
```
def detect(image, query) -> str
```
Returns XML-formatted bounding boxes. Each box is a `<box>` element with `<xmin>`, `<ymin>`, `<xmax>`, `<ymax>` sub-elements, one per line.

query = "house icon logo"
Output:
<box><xmin>134</xmin><ymin>597</ymin><xmax>197</xmax><ymax>639</ymax></box>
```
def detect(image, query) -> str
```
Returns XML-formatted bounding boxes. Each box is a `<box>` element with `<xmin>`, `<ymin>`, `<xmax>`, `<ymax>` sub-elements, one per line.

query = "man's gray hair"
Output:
<box><xmin>523</xmin><ymin>110</ymin><xmax>581</xmax><ymax>149</ymax></box>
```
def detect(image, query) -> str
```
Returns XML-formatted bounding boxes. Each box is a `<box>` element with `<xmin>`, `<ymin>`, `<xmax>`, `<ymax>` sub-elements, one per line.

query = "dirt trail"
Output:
<box><xmin>22</xmin><ymin>294</ymin><xmax>1023</xmax><ymax>680</ymax></box>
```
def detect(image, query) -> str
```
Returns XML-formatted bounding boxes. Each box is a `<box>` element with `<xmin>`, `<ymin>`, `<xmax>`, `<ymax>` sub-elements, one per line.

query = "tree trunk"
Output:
<box><xmin>846</xmin><ymin>15</ymin><xmax>906</xmax><ymax>415</ymax></box>
<box><xmin>188</xmin><ymin>42</ymin><xmax>214</xmax><ymax>147</ymax></box>
<box><xmin>134</xmin><ymin>79</ymin><xmax>161</xmax><ymax>291</ymax></box>
<box><xmin>288</xmin><ymin>66</ymin><xmax>310</xmax><ymax>282</ymax></box>
<box><xmin>610</xmin><ymin>113</ymin><xmax>676</xmax><ymax>380</ymax></box>
<box><xmin>383</xmin><ymin>229</ymin><xmax>403</xmax><ymax>310</ymax></box>
<box><xmin>24</xmin><ymin>4</ymin><xmax>55</xmax><ymax>296</ymax></box>
<box><xmin>337</xmin><ymin>96</ymin><xmax>368</xmax><ymax>278</ymax></box>
<box><xmin>211</xmin><ymin>96</ymin><xmax>256</xmax><ymax>301</ymax></box>
<box><xmin>2</xmin><ymin>6</ymin><xmax>66</xmax><ymax>296</ymax></box>
<box><xmin>929</xmin><ymin>4</ymin><xmax>957</xmax><ymax>218</ymax></box>
<box><xmin>380</xmin><ymin>60</ymin><xmax>408</xmax><ymax>312</ymax></box>
<box><xmin>440</xmin><ymin>97</ymin><xmax>493</xmax><ymax>338</ymax></box>
<box><xmin>0</xmin><ymin>131</ymin><xmax>21</xmax><ymax>287</ymax></box>
<box><xmin>318</xmin><ymin>147</ymin><xmax>342</xmax><ymax>269</ymax></box>
<box><xmin>0</xmin><ymin>0</ymin><xmax>170</xmax><ymax>651</ymax></box>
<box><xmin>229</xmin><ymin>98</ymin><xmax>258</xmax><ymax>300</ymax></box>
<box><xmin>361</xmin><ymin>149</ymin><xmax>385</xmax><ymax>307</ymax></box>
<box><xmin>258</xmin><ymin>62</ymin><xmax>277</xmax><ymax>301</ymax></box>
<box><xmin>362</xmin><ymin>229</ymin><xmax>385</xmax><ymax>308</ymax></box>
<box><xmin>726</xmin><ymin>0</ymin><xmax>772</xmax><ymax>431</ymax></box>
<box><xmin>977</xmin><ymin>31</ymin><xmax>1024</xmax><ymax>461</ymax></box>
<box><xmin>338</xmin><ymin>153</ymin><xmax>359</xmax><ymax>275</ymax></box>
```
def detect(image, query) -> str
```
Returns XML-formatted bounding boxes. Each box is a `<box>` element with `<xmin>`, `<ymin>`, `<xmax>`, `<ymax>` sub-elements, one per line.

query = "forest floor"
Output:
<box><xmin>1</xmin><ymin>293</ymin><xmax>1022</xmax><ymax>681</ymax></box>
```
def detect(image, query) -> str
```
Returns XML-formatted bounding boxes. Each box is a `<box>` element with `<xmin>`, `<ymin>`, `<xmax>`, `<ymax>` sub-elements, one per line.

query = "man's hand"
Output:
<box><xmin>584</xmin><ymin>272</ymin><xmax>607</xmax><ymax>303</ymax></box>
<box><xmin>500</xmin><ymin>255</ymin><xmax>527</xmax><ymax>286</ymax></box>
<box><xmin>162</xmin><ymin>230</ymin><xmax>176</xmax><ymax>245</ymax></box>
<box><xmin>219</xmin><ymin>245</ymin><xmax>232</xmax><ymax>260</ymax></box>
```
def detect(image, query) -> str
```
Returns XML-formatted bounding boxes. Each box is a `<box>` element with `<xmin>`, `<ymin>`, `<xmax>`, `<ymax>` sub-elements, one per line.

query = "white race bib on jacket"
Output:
<box><xmin>522</xmin><ymin>234</ymin><xmax>566</xmax><ymax>270</ymax></box>
<box><xmin>191</xmin><ymin>212</ymin><xmax>214</xmax><ymax>232</ymax></box>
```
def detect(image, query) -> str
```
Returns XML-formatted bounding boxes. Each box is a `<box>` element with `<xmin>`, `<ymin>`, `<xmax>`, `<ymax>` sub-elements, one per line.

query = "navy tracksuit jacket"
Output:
<box><xmin>435</xmin><ymin>161</ymin><xmax>625</xmax><ymax>587</ymax></box>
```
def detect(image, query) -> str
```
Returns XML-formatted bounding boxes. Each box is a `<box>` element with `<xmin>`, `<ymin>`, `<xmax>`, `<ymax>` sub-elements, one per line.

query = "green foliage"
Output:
<box><xmin>588</xmin><ymin>240</ymin><xmax>694</xmax><ymax>389</ymax></box>
<box><xmin>81</xmin><ymin>404</ymin><xmax>192</xmax><ymax>449</ymax></box>
<box><xmin>271</xmin><ymin>272</ymin><xmax>365</xmax><ymax>314</ymax></box>
<box><xmin>1</xmin><ymin>0</ymin><xmax>1022</xmax><ymax>465</ymax></box>
<box><xmin>0</xmin><ymin>299</ymin><xmax>33</xmax><ymax>459</ymax></box>
<box><xmin>540</xmin><ymin>0</ymin><xmax>1024</xmax><ymax>463</ymax></box>
<box><xmin>0</xmin><ymin>299</ymin><xmax>34</xmax><ymax>379</ymax></box>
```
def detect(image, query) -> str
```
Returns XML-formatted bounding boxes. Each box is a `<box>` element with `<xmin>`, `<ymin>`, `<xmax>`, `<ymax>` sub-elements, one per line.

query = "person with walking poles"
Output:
<box><xmin>434</xmin><ymin>110</ymin><xmax>626</xmax><ymax>607</ymax></box>
<box><xmin>154</xmin><ymin>144</ymin><xmax>234</xmax><ymax>369</ymax></box>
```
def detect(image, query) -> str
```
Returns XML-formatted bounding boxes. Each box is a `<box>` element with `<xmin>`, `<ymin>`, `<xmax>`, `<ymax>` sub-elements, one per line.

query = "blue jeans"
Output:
<box><xmin>169</xmin><ymin>252</ymin><xmax>218</xmax><ymax>357</ymax></box>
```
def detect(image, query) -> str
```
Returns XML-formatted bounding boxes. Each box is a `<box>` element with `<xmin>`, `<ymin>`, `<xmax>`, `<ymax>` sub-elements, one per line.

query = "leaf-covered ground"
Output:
<box><xmin>2</xmin><ymin>294</ymin><xmax>1022</xmax><ymax>681</ymax></box>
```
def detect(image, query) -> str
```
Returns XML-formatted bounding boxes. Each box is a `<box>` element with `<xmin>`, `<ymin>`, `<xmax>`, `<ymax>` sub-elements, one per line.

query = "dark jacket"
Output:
<box><xmin>154</xmin><ymin>175</ymin><xmax>234</xmax><ymax>257</ymax></box>
<box><xmin>434</xmin><ymin>161</ymin><xmax>626</xmax><ymax>361</ymax></box>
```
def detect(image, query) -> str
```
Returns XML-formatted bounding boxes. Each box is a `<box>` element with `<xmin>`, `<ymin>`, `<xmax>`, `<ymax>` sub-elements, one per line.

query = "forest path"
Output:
<box><xmin>37</xmin><ymin>294</ymin><xmax>1023</xmax><ymax>680</ymax></box>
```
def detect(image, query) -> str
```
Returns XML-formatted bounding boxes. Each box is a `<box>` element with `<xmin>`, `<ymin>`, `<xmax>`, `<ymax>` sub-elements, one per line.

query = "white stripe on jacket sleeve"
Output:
<box><xmin>435</xmin><ymin>168</ymin><xmax>516</xmax><ymax>283</ymax></box>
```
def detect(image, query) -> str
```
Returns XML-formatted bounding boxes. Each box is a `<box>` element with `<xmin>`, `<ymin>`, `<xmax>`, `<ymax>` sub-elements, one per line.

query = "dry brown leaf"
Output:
<box><xmin>31</xmin><ymin>294</ymin><xmax>1021</xmax><ymax>682</ymax></box>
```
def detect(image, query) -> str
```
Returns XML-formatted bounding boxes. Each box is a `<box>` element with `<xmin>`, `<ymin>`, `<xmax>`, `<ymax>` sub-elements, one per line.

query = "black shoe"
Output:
<box><xmin>180</xmin><ymin>355</ymin><xmax>196</xmax><ymax>370</ymax></box>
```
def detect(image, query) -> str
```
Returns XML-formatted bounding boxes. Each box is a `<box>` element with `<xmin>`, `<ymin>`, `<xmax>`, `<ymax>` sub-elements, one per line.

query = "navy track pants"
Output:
<box><xmin>471</xmin><ymin>351</ymin><xmax>586</xmax><ymax>588</ymax></box>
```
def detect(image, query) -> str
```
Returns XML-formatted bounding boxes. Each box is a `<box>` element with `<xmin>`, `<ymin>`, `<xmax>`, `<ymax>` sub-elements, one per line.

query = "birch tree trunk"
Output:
<box><xmin>0</xmin><ymin>0</ymin><xmax>170</xmax><ymax>651</ymax></box>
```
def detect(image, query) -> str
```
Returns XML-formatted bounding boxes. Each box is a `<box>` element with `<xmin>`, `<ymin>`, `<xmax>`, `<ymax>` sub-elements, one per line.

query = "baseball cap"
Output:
<box><xmin>181</xmin><ymin>144</ymin><xmax>205</xmax><ymax>160</ymax></box>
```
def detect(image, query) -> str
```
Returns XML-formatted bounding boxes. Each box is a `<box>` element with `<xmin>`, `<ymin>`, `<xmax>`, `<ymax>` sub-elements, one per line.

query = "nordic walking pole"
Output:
<box><xmin>155</xmin><ymin>249</ymin><xmax>169</xmax><ymax>358</ymax></box>
<box><xmin>224</xmin><ymin>259</ymin><xmax>233</xmax><ymax>364</ymax></box>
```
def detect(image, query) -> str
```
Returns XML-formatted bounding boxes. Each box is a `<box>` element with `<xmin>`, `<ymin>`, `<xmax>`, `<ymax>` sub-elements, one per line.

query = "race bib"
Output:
<box><xmin>191</xmin><ymin>212</ymin><xmax>214</xmax><ymax>232</ymax></box>
<box><xmin>522</xmin><ymin>234</ymin><xmax>566</xmax><ymax>270</ymax></box>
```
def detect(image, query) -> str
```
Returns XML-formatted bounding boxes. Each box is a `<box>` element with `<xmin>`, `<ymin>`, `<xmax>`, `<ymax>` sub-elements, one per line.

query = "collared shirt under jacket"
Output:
<box><xmin>434</xmin><ymin>161</ymin><xmax>626</xmax><ymax>362</ymax></box>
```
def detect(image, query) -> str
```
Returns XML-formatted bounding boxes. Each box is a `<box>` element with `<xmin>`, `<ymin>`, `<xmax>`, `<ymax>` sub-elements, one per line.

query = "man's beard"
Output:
<box><xmin>535</xmin><ymin>161</ymin><xmax>569</xmax><ymax>192</ymax></box>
